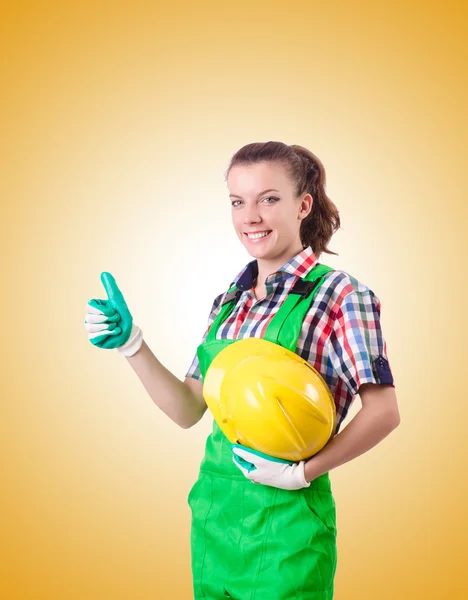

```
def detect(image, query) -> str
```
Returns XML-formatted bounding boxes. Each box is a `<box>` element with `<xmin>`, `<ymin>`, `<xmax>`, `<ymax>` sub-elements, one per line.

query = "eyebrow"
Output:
<box><xmin>229</xmin><ymin>188</ymin><xmax>280</xmax><ymax>199</ymax></box>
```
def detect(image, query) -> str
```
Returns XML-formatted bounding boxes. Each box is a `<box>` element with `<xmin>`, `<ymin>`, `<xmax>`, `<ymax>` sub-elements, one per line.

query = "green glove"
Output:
<box><xmin>85</xmin><ymin>272</ymin><xmax>143</xmax><ymax>356</ymax></box>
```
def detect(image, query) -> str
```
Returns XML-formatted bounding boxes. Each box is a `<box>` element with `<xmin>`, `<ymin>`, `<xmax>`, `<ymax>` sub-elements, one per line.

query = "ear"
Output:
<box><xmin>298</xmin><ymin>193</ymin><xmax>313</xmax><ymax>219</ymax></box>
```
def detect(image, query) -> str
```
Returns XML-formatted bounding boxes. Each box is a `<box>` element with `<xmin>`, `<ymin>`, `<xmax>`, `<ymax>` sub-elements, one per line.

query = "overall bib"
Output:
<box><xmin>188</xmin><ymin>264</ymin><xmax>338</xmax><ymax>600</ymax></box>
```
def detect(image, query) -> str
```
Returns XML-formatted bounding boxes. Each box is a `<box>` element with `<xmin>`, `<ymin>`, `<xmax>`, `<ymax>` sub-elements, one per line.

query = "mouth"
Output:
<box><xmin>244</xmin><ymin>230</ymin><xmax>272</xmax><ymax>243</ymax></box>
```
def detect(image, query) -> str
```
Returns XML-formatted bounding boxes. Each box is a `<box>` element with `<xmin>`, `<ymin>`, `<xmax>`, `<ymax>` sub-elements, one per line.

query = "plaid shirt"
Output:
<box><xmin>185</xmin><ymin>246</ymin><xmax>395</xmax><ymax>435</ymax></box>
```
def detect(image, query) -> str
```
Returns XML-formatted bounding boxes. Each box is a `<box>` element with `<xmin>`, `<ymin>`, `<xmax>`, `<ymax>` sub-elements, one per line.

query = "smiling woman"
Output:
<box><xmin>181</xmin><ymin>141</ymin><xmax>399</xmax><ymax>599</ymax></box>
<box><xmin>85</xmin><ymin>140</ymin><xmax>399</xmax><ymax>600</ymax></box>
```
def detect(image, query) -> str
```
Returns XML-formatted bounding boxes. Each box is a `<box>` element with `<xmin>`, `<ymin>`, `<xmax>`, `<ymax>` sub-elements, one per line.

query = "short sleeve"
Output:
<box><xmin>325</xmin><ymin>288</ymin><xmax>395</xmax><ymax>396</ymax></box>
<box><xmin>185</xmin><ymin>291</ymin><xmax>225</xmax><ymax>381</ymax></box>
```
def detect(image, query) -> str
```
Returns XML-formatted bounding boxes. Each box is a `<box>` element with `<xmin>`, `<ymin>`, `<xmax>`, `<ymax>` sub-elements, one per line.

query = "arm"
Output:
<box><xmin>125</xmin><ymin>288</ymin><xmax>226</xmax><ymax>429</ymax></box>
<box><xmin>125</xmin><ymin>340</ymin><xmax>208</xmax><ymax>429</ymax></box>
<box><xmin>304</xmin><ymin>383</ymin><xmax>400</xmax><ymax>483</ymax></box>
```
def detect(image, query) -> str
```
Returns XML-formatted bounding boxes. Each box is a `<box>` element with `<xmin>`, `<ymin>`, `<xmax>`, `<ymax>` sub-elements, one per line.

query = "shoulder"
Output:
<box><xmin>210</xmin><ymin>290</ymin><xmax>226</xmax><ymax>313</ymax></box>
<box><xmin>320</xmin><ymin>268</ymin><xmax>379</xmax><ymax>304</ymax></box>
<box><xmin>205</xmin><ymin>274</ymin><xmax>240</xmax><ymax>317</ymax></box>
<box><xmin>314</xmin><ymin>268</ymin><xmax>382</xmax><ymax>322</ymax></box>
<box><xmin>206</xmin><ymin>285</ymin><xmax>232</xmax><ymax>321</ymax></box>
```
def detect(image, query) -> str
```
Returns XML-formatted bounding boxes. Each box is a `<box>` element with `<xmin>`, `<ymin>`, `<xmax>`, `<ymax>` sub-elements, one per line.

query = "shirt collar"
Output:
<box><xmin>233</xmin><ymin>245</ymin><xmax>319</xmax><ymax>291</ymax></box>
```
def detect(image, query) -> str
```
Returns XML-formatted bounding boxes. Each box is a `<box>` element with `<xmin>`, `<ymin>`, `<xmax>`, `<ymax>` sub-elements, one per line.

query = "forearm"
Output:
<box><xmin>304</xmin><ymin>404</ymin><xmax>400</xmax><ymax>483</ymax></box>
<box><xmin>124</xmin><ymin>340</ymin><xmax>205</xmax><ymax>429</ymax></box>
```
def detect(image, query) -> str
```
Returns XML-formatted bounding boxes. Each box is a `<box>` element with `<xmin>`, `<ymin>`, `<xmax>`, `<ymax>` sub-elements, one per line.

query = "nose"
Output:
<box><xmin>243</xmin><ymin>203</ymin><xmax>262</xmax><ymax>225</ymax></box>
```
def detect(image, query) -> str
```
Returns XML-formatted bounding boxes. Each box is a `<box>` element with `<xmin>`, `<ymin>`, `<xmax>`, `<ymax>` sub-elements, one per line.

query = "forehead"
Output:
<box><xmin>227</xmin><ymin>162</ymin><xmax>291</xmax><ymax>194</ymax></box>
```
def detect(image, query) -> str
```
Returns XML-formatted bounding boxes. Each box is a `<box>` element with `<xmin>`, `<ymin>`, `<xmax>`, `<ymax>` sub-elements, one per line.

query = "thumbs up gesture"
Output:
<box><xmin>84</xmin><ymin>272</ymin><xmax>143</xmax><ymax>356</ymax></box>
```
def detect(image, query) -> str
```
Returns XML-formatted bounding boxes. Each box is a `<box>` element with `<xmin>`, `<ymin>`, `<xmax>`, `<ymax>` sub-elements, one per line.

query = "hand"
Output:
<box><xmin>231</xmin><ymin>444</ymin><xmax>310</xmax><ymax>490</ymax></box>
<box><xmin>84</xmin><ymin>272</ymin><xmax>143</xmax><ymax>357</ymax></box>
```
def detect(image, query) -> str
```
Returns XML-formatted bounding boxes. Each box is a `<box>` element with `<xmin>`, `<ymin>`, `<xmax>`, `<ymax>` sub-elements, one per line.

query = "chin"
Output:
<box><xmin>244</xmin><ymin>245</ymin><xmax>277</xmax><ymax>260</ymax></box>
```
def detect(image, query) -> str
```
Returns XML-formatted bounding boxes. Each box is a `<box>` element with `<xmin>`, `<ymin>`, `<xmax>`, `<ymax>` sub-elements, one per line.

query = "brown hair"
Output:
<box><xmin>224</xmin><ymin>141</ymin><xmax>341</xmax><ymax>257</ymax></box>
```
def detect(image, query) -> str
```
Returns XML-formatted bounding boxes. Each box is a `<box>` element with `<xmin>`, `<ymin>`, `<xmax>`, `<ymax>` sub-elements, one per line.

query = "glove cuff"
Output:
<box><xmin>299</xmin><ymin>461</ymin><xmax>311</xmax><ymax>488</ymax></box>
<box><xmin>117</xmin><ymin>323</ymin><xmax>143</xmax><ymax>357</ymax></box>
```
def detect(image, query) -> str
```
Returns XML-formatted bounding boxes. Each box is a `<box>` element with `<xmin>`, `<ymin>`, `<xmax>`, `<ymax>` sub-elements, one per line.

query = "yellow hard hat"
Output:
<box><xmin>203</xmin><ymin>337</ymin><xmax>336</xmax><ymax>462</ymax></box>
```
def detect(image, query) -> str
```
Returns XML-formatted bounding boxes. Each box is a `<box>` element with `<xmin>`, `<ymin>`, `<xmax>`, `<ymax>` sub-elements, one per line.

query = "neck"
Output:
<box><xmin>255</xmin><ymin>242</ymin><xmax>305</xmax><ymax>286</ymax></box>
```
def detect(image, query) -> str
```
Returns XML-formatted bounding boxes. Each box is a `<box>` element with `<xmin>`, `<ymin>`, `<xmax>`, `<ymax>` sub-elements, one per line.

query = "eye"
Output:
<box><xmin>230</xmin><ymin>196</ymin><xmax>279</xmax><ymax>207</ymax></box>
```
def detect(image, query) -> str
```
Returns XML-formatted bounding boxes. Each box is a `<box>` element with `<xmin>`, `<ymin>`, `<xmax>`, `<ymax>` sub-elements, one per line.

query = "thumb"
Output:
<box><xmin>101</xmin><ymin>272</ymin><xmax>124</xmax><ymax>301</ymax></box>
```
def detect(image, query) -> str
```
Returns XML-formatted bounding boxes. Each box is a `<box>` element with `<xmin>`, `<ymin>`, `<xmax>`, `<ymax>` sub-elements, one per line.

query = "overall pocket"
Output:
<box><xmin>299</xmin><ymin>487</ymin><xmax>337</xmax><ymax>538</ymax></box>
<box><xmin>187</xmin><ymin>476</ymin><xmax>202</xmax><ymax>509</ymax></box>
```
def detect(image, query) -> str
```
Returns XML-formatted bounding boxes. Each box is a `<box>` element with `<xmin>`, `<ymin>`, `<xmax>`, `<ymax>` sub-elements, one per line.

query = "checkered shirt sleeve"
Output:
<box><xmin>325</xmin><ymin>288</ymin><xmax>394</xmax><ymax>396</ymax></box>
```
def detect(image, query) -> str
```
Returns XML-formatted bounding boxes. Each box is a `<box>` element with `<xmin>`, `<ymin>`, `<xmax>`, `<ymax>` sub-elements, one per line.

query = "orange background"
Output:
<box><xmin>1</xmin><ymin>1</ymin><xmax>467</xmax><ymax>598</ymax></box>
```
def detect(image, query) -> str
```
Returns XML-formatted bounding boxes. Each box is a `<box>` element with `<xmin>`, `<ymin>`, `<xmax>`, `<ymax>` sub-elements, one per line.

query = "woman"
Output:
<box><xmin>85</xmin><ymin>141</ymin><xmax>400</xmax><ymax>599</ymax></box>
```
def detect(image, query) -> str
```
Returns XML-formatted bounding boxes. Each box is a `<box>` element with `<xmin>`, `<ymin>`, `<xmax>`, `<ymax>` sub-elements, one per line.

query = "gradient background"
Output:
<box><xmin>1</xmin><ymin>1</ymin><xmax>467</xmax><ymax>598</ymax></box>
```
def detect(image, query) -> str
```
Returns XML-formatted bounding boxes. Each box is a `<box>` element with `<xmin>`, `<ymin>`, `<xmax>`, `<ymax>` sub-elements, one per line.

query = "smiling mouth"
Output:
<box><xmin>244</xmin><ymin>230</ymin><xmax>272</xmax><ymax>241</ymax></box>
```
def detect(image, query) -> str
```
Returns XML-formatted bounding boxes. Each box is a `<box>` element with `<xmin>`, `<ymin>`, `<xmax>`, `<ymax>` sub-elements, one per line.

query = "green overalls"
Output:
<box><xmin>187</xmin><ymin>264</ymin><xmax>338</xmax><ymax>600</ymax></box>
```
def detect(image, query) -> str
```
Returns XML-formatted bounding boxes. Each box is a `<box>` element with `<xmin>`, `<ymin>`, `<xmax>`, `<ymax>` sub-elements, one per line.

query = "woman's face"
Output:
<box><xmin>227</xmin><ymin>162</ymin><xmax>312</xmax><ymax>260</ymax></box>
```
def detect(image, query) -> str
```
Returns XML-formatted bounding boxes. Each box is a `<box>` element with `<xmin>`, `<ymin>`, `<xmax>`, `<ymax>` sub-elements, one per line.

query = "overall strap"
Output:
<box><xmin>264</xmin><ymin>264</ymin><xmax>334</xmax><ymax>352</ymax></box>
<box><xmin>205</xmin><ymin>283</ymin><xmax>240</xmax><ymax>343</ymax></box>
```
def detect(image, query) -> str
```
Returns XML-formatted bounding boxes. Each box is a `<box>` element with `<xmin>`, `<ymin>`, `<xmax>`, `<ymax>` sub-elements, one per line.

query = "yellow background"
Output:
<box><xmin>1</xmin><ymin>1</ymin><xmax>467</xmax><ymax>598</ymax></box>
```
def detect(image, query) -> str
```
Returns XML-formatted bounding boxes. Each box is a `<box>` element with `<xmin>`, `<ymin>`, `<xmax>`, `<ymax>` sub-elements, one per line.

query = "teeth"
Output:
<box><xmin>247</xmin><ymin>231</ymin><xmax>270</xmax><ymax>239</ymax></box>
